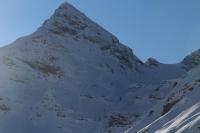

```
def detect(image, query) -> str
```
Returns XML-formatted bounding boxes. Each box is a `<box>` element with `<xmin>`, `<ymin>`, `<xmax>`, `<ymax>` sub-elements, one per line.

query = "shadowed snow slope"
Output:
<box><xmin>0</xmin><ymin>2</ymin><xmax>198</xmax><ymax>133</ymax></box>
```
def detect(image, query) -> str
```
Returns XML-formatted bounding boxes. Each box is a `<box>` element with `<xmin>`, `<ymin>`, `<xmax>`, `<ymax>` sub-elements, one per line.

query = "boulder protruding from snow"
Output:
<box><xmin>145</xmin><ymin>58</ymin><xmax>160</xmax><ymax>67</ymax></box>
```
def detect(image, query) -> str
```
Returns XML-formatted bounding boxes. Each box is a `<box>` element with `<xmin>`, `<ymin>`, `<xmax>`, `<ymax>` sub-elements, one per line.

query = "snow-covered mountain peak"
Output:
<box><xmin>41</xmin><ymin>2</ymin><xmax>118</xmax><ymax>44</ymax></box>
<box><xmin>32</xmin><ymin>2</ymin><xmax>143</xmax><ymax>70</ymax></box>
<box><xmin>1</xmin><ymin>2</ymin><xmax>199</xmax><ymax>133</ymax></box>
<box><xmin>42</xmin><ymin>2</ymin><xmax>88</xmax><ymax>32</ymax></box>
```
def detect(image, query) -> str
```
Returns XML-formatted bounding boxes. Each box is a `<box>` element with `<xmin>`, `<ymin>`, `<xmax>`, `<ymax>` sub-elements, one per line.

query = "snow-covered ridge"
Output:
<box><xmin>182</xmin><ymin>49</ymin><xmax>200</xmax><ymax>70</ymax></box>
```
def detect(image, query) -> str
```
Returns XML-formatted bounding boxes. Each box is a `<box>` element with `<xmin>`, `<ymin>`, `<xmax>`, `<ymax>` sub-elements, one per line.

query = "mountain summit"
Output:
<box><xmin>0</xmin><ymin>2</ymin><xmax>199</xmax><ymax>133</ymax></box>
<box><xmin>40</xmin><ymin>2</ymin><xmax>143</xmax><ymax>70</ymax></box>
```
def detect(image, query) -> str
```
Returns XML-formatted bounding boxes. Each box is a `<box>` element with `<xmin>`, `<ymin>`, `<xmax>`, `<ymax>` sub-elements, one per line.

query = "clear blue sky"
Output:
<box><xmin>0</xmin><ymin>0</ymin><xmax>200</xmax><ymax>63</ymax></box>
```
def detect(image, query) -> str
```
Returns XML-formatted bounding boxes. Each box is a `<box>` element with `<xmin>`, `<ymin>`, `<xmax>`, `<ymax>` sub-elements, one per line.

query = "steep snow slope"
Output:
<box><xmin>0</xmin><ymin>2</ymin><xmax>191</xmax><ymax>133</ymax></box>
<box><xmin>127</xmin><ymin>66</ymin><xmax>200</xmax><ymax>133</ymax></box>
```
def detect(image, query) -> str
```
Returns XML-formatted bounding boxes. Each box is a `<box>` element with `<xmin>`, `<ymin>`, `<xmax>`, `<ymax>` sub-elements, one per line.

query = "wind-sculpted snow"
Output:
<box><xmin>0</xmin><ymin>2</ymin><xmax>198</xmax><ymax>133</ymax></box>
